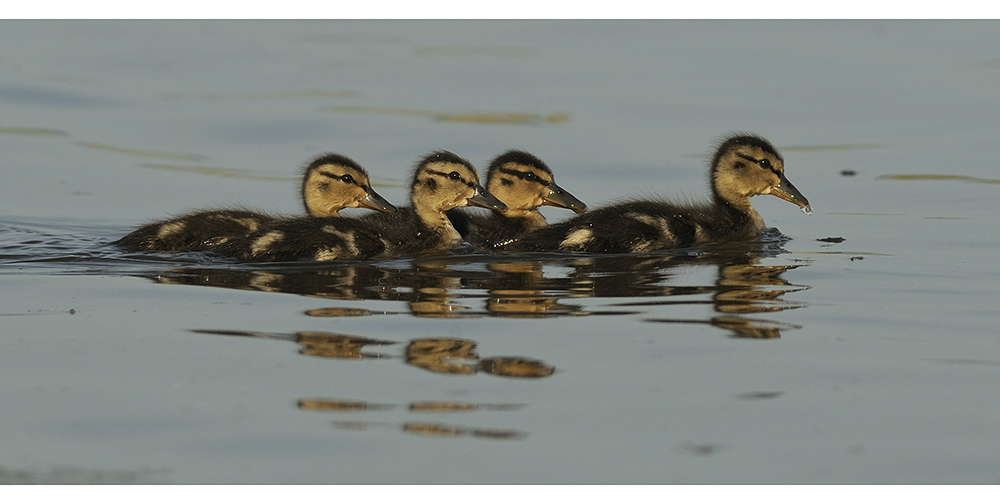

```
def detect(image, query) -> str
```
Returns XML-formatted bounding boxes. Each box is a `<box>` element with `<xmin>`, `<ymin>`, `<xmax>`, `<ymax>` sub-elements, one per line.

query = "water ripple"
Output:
<box><xmin>1</xmin><ymin>217</ymin><xmax>808</xmax><ymax>339</ymax></box>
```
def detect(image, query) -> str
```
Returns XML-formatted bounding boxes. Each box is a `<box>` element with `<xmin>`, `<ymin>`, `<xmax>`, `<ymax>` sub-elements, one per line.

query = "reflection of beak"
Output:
<box><xmin>468</xmin><ymin>184</ymin><xmax>508</xmax><ymax>212</ymax></box>
<box><xmin>543</xmin><ymin>183</ymin><xmax>588</xmax><ymax>214</ymax></box>
<box><xmin>358</xmin><ymin>188</ymin><xmax>398</xmax><ymax>214</ymax></box>
<box><xmin>770</xmin><ymin>174</ymin><xmax>810</xmax><ymax>209</ymax></box>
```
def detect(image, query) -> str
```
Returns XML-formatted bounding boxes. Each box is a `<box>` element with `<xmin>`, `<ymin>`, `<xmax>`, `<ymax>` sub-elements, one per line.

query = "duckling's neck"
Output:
<box><xmin>413</xmin><ymin>200</ymin><xmax>463</xmax><ymax>246</ymax></box>
<box><xmin>711</xmin><ymin>168</ymin><xmax>770</xmax><ymax>231</ymax></box>
<box><xmin>502</xmin><ymin>209</ymin><xmax>547</xmax><ymax>230</ymax></box>
<box><xmin>304</xmin><ymin>197</ymin><xmax>344</xmax><ymax>218</ymax></box>
<box><xmin>714</xmin><ymin>194</ymin><xmax>766</xmax><ymax>232</ymax></box>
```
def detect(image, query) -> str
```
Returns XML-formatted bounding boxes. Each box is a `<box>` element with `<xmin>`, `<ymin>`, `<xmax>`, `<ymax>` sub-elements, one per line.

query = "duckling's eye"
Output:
<box><xmin>448</xmin><ymin>171</ymin><xmax>463</xmax><ymax>181</ymax></box>
<box><xmin>340</xmin><ymin>174</ymin><xmax>355</xmax><ymax>184</ymax></box>
<box><xmin>758</xmin><ymin>159</ymin><xmax>772</xmax><ymax>170</ymax></box>
<box><xmin>523</xmin><ymin>172</ymin><xmax>539</xmax><ymax>182</ymax></box>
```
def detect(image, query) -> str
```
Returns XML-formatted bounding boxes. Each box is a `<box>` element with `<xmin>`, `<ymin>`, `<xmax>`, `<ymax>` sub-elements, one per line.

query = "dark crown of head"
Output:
<box><xmin>411</xmin><ymin>151</ymin><xmax>476</xmax><ymax>187</ymax></box>
<box><xmin>306</xmin><ymin>153</ymin><xmax>366</xmax><ymax>175</ymax></box>
<box><xmin>712</xmin><ymin>134</ymin><xmax>781</xmax><ymax>169</ymax></box>
<box><xmin>487</xmin><ymin>150</ymin><xmax>552</xmax><ymax>178</ymax></box>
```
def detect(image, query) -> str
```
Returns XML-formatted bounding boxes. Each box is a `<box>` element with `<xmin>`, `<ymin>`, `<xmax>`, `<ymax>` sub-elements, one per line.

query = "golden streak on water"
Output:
<box><xmin>0</xmin><ymin>127</ymin><xmax>69</xmax><ymax>137</ymax></box>
<box><xmin>438</xmin><ymin>112</ymin><xmax>571</xmax><ymax>124</ymax></box>
<box><xmin>325</xmin><ymin>105</ymin><xmax>570</xmax><ymax>125</ymax></box>
<box><xmin>326</xmin><ymin>105</ymin><xmax>438</xmax><ymax>117</ymax></box>
<box><xmin>371</xmin><ymin>180</ymin><xmax>407</xmax><ymax>189</ymax></box>
<box><xmin>75</xmin><ymin>142</ymin><xmax>207</xmax><ymax>161</ymax></box>
<box><xmin>141</xmin><ymin>164</ymin><xmax>295</xmax><ymax>181</ymax></box>
<box><xmin>161</xmin><ymin>89</ymin><xmax>358</xmax><ymax>102</ymax></box>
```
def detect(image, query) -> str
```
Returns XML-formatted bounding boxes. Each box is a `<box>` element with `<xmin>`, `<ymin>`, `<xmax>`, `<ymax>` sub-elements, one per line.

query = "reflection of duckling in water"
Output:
<box><xmin>190</xmin><ymin>329</ymin><xmax>397</xmax><ymax>358</ymax></box>
<box><xmin>405</xmin><ymin>338</ymin><xmax>480</xmax><ymax>375</ymax></box>
<box><xmin>477</xmin><ymin>357</ymin><xmax>555</xmax><ymax>378</ymax></box>
<box><xmin>405</xmin><ymin>338</ymin><xmax>555</xmax><ymax>378</ymax></box>
<box><xmin>212</xmin><ymin>151</ymin><xmax>507</xmax><ymax>262</ymax></box>
<box><xmin>115</xmin><ymin>153</ymin><xmax>397</xmax><ymax>251</ymax></box>
<box><xmin>509</xmin><ymin>134</ymin><xmax>811</xmax><ymax>253</ymax></box>
<box><xmin>483</xmin><ymin>261</ymin><xmax>588</xmax><ymax>317</ymax></box>
<box><xmin>447</xmin><ymin>150</ymin><xmax>587</xmax><ymax>249</ymax></box>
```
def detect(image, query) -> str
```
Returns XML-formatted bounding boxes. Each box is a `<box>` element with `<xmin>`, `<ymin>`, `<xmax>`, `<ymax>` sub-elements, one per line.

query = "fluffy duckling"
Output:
<box><xmin>298</xmin><ymin>153</ymin><xmax>398</xmax><ymax>218</ymax></box>
<box><xmin>114</xmin><ymin>153</ymin><xmax>396</xmax><ymax>251</ymax></box>
<box><xmin>447</xmin><ymin>150</ymin><xmax>588</xmax><ymax>249</ymax></box>
<box><xmin>508</xmin><ymin>134</ymin><xmax>811</xmax><ymax>254</ymax></box>
<box><xmin>211</xmin><ymin>151</ymin><xmax>507</xmax><ymax>262</ymax></box>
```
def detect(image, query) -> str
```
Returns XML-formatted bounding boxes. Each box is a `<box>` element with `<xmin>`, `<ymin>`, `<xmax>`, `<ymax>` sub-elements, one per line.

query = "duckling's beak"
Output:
<box><xmin>468</xmin><ymin>184</ymin><xmax>508</xmax><ymax>212</ymax></box>
<box><xmin>359</xmin><ymin>188</ymin><xmax>398</xmax><ymax>214</ymax></box>
<box><xmin>543</xmin><ymin>183</ymin><xmax>588</xmax><ymax>214</ymax></box>
<box><xmin>770</xmin><ymin>174</ymin><xmax>811</xmax><ymax>209</ymax></box>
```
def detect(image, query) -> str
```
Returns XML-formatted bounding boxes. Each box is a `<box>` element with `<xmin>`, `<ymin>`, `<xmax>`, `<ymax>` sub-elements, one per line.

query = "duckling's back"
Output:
<box><xmin>508</xmin><ymin>199</ymin><xmax>758</xmax><ymax>254</ymax></box>
<box><xmin>114</xmin><ymin>209</ymin><xmax>275</xmax><ymax>252</ymax></box>
<box><xmin>210</xmin><ymin>216</ymin><xmax>387</xmax><ymax>262</ymax></box>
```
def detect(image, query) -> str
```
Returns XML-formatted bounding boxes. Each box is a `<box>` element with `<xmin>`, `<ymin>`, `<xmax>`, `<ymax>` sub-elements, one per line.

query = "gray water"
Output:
<box><xmin>1</xmin><ymin>20</ymin><xmax>999</xmax><ymax>484</ymax></box>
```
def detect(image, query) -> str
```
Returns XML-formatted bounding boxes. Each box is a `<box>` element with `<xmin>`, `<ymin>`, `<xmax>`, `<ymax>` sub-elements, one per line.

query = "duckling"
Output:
<box><xmin>114</xmin><ymin>153</ymin><xmax>396</xmax><ymax>251</ymax></box>
<box><xmin>298</xmin><ymin>153</ymin><xmax>398</xmax><ymax>218</ymax></box>
<box><xmin>211</xmin><ymin>151</ymin><xmax>507</xmax><ymax>262</ymax></box>
<box><xmin>508</xmin><ymin>134</ymin><xmax>811</xmax><ymax>254</ymax></box>
<box><xmin>446</xmin><ymin>150</ymin><xmax>588</xmax><ymax>249</ymax></box>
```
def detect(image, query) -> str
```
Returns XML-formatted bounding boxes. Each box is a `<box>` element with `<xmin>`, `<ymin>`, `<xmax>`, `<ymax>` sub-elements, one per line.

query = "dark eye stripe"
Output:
<box><xmin>319</xmin><ymin>171</ymin><xmax>360</xmax><ymax>185</ymax></box>
<box><xmin>425</xmin><ymin>168</ymin><xmax>477</xmax><ymax>188</ymax></box>
<box><xmin>498</xmin><ymin>167</ymin><xmax>550</xmax><ymax>186</ymax></box>
<box><xmin>736</xmin><ymin>154</ymin><xmax>781</xmax><ymax>176</ymax></box>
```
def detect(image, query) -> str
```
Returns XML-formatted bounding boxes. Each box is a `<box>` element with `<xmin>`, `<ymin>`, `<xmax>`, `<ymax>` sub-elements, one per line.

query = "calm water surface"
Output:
<box><xmin>1</xmin><ymin>20</ymin><xmax>1000</xmax><ymax>484</ymax></box>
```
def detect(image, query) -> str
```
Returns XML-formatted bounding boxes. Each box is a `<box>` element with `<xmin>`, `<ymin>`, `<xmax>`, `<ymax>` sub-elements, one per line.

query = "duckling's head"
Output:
<box><xmin>485</xmin><ymin>150</ymin><xmax>588</xmax><ymax>217</ymax></box>
<box><xmin>710</xmin><ymin>135</ymin><xmax>810</xmax><ymax>210</ymax></box>
<box><xmin>410</xmin><ymin>151</ymin><xmax>508</xmax><ymax>214</ymax></box>
<box><xmin>302</xmin><ymin>153</ymin><xmax>398</xmax><ymax>217</ymax></box>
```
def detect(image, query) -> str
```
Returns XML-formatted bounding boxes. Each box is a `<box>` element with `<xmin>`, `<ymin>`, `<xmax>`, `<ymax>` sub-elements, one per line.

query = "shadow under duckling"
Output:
<box><xmin>114</xmin><ymin>153</ymin><xmax>396</xmax><ymax>251</ymax></box>
<box><xmin>447</xmin><ymin>150</ymin><xmax>587</xmax><ymax>249</ymax></box>
<box><xmin>210</xmin><ymin>151</ymin><xmax>507</xmax><ymax>262</ymax></box>
<box><xmin>507</xmin><ymin>134</ymin><xmax>811</xmax><ymax>254</ymax></box>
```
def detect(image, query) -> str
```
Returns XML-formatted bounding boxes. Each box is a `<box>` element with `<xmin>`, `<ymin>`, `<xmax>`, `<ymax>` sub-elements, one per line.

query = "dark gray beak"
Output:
<box><xmin>543</xmin><ymin>182</ymin><xmax>588</xmax><ymax>214</ymax></box>
<box><xmin>770</xmin><ymin>174</ymin><xmax>810</xmax><ymax>209</ymax></box>
<box><xmin>358</xmin><ymin>188</ymin><xmax>398</xmax><ymax>214</ymax></box>
<box><xmin>468</xmin><ymin>184</ymin><xmax>508</xmax><ymax>212</ymax></box>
